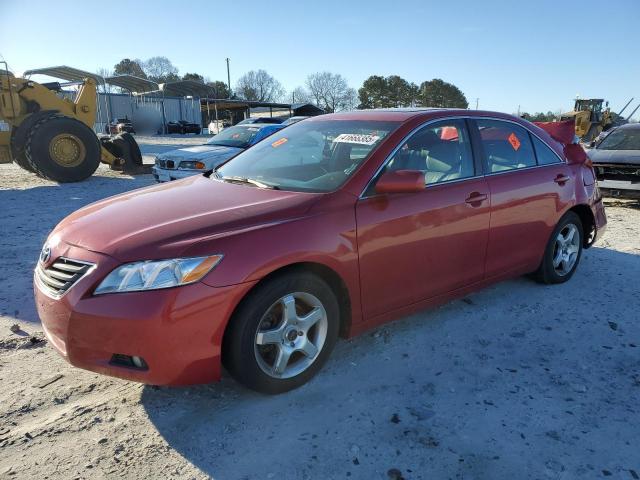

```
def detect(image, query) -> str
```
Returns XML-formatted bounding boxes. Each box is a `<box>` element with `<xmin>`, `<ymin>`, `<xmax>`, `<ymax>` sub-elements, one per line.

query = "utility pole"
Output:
<box><xmin>475</xmin><ymin>98</ymin><xmax>479</xmax><ymax>110</ymax></box>
<box><xmin>226</xmin><ymin>58</ymin><xmax>231</xmax><ymax>98</ymax></box>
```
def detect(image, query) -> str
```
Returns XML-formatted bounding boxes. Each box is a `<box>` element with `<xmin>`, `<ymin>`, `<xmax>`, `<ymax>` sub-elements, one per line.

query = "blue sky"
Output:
<box><xmin>1</xmin><ymin>0</ymin><xmax>638</xmax><ymax>117</ymax></box>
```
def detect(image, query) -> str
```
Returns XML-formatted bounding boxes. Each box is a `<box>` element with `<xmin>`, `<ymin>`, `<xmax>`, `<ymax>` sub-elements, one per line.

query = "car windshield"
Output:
<box><xmin>207</xmin><ymin>125</ymin><xmax>263</xmax><ymax>148</ymax></box>
<box><xmin>216</xmin><ymin>119</ymin><xmax>399</xmax><ymax>192</ymax></box>
<box><xmin>598</xmin><ymin>128</ymin><xmax>640</xmax><ymax>151</ymax></box>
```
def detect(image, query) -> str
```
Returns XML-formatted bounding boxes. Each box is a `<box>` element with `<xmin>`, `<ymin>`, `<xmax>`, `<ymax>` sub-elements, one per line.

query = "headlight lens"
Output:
<box><xmin>179</xmin><ymin>160</ymin><xmax>206</xmax><ymax>170</ymax></box>
<box><xmin>94</xmin><ymin>255</ymin><xmax>223</xmax><ymax>295</ymax></box>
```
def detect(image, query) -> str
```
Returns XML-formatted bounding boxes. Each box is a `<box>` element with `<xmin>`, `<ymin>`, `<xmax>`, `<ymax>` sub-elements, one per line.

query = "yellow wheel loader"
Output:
<box><xmin>0</xmin><ymin>63</ymin><xmax>142</xmax><ymax>182</ymax></box>
<box><xmin>560</xmin><ymin>98</ymin><xmax>613</xmax><ymax>144</ymax></box>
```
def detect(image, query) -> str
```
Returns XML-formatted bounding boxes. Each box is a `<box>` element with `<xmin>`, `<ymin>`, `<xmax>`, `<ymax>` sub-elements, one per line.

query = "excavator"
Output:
<box><xmin>0</xmin><ymin>63</ymin><xmax>142</xmax><ymax>183</ymax></box>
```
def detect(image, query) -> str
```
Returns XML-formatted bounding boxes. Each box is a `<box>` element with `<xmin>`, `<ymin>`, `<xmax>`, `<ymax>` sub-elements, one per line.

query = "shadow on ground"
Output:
<box><xmin>141</xmin><ymin>247</ymin><xmax>640</xmax><ymax>479</ymax></box>
<box><xmin>0</xmin><ymin>175</ymin><xmax>155</xmax><ymax>323</ymax></box>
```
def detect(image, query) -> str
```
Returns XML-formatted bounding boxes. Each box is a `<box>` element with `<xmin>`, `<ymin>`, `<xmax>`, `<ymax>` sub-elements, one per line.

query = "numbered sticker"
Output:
<box><xmin>333</xmin><ymin>133</ymin><xmax>380</xmax><ymax>145</ymax></box>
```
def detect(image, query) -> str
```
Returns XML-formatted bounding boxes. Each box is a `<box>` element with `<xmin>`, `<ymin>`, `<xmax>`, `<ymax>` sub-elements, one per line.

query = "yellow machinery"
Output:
<box><xmin>0</xmin><ymin>63</ymin><xmax>142</xmax><ymax>182</ymax></box>
<box><xmin>560</xmin><ymin>98</ymin><xmax>613</xmax><ymax>143</ymax></box>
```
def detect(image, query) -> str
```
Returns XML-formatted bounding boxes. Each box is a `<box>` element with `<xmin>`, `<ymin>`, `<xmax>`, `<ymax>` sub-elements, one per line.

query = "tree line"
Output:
<box><xmin>101</xmin><ymin>57</ymin><xmax>469</xmax><ymax>113</ymax></box>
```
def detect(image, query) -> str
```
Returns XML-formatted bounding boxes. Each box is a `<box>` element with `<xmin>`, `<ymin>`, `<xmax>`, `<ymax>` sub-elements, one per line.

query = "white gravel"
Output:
<box><xmin>0</xmin><ymin>136</ymin><xmax>639</xmax><ymax>479</ymax></box>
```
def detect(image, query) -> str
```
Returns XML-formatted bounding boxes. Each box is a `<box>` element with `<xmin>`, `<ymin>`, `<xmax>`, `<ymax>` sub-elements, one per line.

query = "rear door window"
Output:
<box><xmin>476</xmin><ymin>120</ymin><xmax>535</xmax><ymax>173</ymax></box>
<box><xmin>532</xmin><ymin>135</ymin><xmax>562</xmax><ymax>165</ymax></box>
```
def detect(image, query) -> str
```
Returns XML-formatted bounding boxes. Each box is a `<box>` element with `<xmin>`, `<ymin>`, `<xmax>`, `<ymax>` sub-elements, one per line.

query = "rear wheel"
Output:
<box><xmin>536</xmin><ymin>212</ymin><xmax>583</xmax><ymax>284</ymax></box>
<box><xmin>25</xmin><ymin>115</ymin><xmax>100</xmax><ymax>182</ymax></box>
<box><xmin>223</xmin><ymin>272</ymin><xmax>340</xmax><ymax>394</ymax></box>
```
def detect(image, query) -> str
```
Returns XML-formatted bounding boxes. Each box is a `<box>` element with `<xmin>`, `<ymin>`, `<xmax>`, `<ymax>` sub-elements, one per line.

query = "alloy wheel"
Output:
<box><xmin>254</xmin><ymin>292</ymin><xmax>328</xmax><ymax>379</ymax></box>
<box><xmin>552</xmin><ymin>223</ymin><xmax>580</xmax><ymax>276</ymax></box>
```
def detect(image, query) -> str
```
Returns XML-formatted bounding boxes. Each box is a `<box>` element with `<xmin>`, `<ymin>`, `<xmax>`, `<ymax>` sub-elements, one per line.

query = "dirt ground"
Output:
<box><xmin>0</xmin><ymin>136</ymin><xmax>639</xmax><ymax>479</ymax></box>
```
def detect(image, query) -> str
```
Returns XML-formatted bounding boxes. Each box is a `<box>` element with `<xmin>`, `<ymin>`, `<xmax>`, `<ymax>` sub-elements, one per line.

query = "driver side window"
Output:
<box><xmin>384</xmin><ymin>120</ymin><xmax>475</xmax><ymax>185</ymax></box>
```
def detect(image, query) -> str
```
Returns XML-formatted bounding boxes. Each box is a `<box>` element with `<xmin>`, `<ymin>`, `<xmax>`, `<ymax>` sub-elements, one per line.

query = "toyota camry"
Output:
<box><xmin>34</xmin><ymin>109</ymin><xmax>607</xmax><ymax>394</ymax></box>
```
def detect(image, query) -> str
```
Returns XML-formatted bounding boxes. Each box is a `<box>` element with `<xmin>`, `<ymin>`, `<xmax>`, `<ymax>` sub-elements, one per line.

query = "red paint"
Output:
<box><xmin>35</xmin><ymin>109</ymin><xmax>607</xmax><ymax>385</ymax></box>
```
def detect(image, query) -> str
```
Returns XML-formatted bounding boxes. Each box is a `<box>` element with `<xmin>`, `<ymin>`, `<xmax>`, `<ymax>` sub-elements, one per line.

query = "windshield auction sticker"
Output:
<box><xmin>333</xmin><ymin>133</ymin><xmax>380</xmax><ymax>145</ymax></box>
<box><xmin>272</xmin><ymin>138</ymin><xmax>288</xmax><ymax>148</ymax></box>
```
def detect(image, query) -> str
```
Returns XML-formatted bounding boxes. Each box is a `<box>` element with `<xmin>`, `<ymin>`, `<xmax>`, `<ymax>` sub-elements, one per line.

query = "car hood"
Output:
<box><xmin>588</xmin><ymin>148</ymin><xmax>640</xmax><ymax>166</ymax></box>
<box><xmin>51</xmin><ymin>175</ymin><xmax>321</xmax><ymax>262</ymax></box>
<box><xmin>158</xmin><ymin>145</ymin><xmax>243</xmax><ymax>166</ymax></box>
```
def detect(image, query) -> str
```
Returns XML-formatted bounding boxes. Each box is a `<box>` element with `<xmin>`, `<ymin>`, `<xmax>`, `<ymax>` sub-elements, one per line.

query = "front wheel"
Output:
<box><xmin>223</xmin><ymin>272</ymin><xmax>339</xmax><ymax>394</ymax></box>
<box><xmin>536</xmin><ymin>212</ymin><xmax>584</xmax><ymax>284</ymax></box>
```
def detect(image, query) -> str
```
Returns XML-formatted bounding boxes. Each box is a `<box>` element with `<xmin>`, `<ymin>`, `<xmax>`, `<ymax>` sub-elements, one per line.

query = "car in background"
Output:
<box><xmin>588</xmin><ymin>123</ymin><xmax>640</xmax><ymax>196</ymax></box>
<box><xmin>236</xmin><ymin>117</ymin><xmax>284</xmax><ymax>125</ymax></box>
<box><xmin>281</xmin><ymin>116</ymin><xmax>310</xmax><ymax>126</ymax></box>
<box><xmin>106</xmin><ymin>118</ymin><xmax>135</xmax><ymax>135</ymax></box>
<box><xmin>36</xmin><ymin>109</ymin><xmax>606</xmax><ymax>394</ymax></box>
<box><xmin>152</xmin><ymin>123</ymin><xmax>284</xmax><ymax>182</ymax></box>
<box><xmin>167</xmin><ymin>120</ymin><xmax>202</xmax><ymax>135</ymax></box>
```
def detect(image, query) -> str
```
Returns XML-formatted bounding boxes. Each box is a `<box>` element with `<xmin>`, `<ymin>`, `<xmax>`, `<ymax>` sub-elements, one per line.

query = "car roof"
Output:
<box><xmin>617</xmin><ymin>122</ymin><xmax>640</xmax><ymax>130</ymax></box>
<box><xmin>309</xmin><ymin>108</ymin><xmax>524</xmax><ymax>124</ymax></box>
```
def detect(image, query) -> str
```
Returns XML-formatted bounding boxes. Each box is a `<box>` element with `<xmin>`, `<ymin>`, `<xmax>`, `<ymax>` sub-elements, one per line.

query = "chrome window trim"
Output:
<box><xmin>34</xmin><ymin>257</ymin><xmax>96</xmax><ymax>300</ymax></box>
<box><xmin>359</xmin><ymin>115</ymin><xmax>566</xmax><ymax>199</ymax></box>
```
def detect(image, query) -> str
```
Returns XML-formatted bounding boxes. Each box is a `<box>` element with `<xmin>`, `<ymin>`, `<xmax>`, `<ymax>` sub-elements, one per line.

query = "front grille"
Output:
<box><xmin>35</xmin><ymin>257</ymin><xmax>94</xmax><ymax>298</ymax></box>
<box><xmin>157</xmin><ymin>159</ymin><xmax>166</xmax><ymax>168</ymax></box>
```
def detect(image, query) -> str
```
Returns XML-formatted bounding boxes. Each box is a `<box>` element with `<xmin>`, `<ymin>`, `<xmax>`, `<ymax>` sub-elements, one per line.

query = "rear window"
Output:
<box><xmin>476</xmin><ymin>120</ymin><xmax>535</xmax><ymax>173</ymax></box>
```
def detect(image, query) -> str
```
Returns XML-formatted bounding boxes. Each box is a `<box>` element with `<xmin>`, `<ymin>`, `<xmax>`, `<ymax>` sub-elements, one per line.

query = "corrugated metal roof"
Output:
<box><xmin>160</xmin><ymin>80</ymin><xmax>215</xmax><ymax>97</ymax></box>
<box><xmin>105</xmin><ymin>75</ymin><xmax>159</xmax><ymax>94</ymax></box>
<box><xmin>24</xmin><ymin>66</ymin><xmax>105</xmax><ymax>84</ymax></box>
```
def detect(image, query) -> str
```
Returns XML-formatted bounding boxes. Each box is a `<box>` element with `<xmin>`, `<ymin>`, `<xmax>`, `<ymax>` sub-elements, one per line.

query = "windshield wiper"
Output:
<box><xmin>220</xmin><ymin>175</ymin><xmax>279</xmax><ymax>189</ymax></box>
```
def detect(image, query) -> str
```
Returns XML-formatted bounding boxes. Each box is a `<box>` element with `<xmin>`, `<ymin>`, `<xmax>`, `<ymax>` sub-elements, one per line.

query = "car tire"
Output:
<box><xmin>223</xmin><ymin>271</ymin><xmax>340</xmax><ymax>394</ymax></box>
<box><xmin>535</xmin><ymin>211</ymin><xmax>584</xmax><ymax>284</ymax></box>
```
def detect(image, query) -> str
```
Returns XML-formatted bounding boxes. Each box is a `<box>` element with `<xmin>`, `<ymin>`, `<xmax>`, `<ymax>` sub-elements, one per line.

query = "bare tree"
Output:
<box><xmin>235</xmin><ymin>70</ymin><xmax>285</xmax><ymax>102</ymax></box>
<box><xmin>290</xmin><ymin>86</ymin><xmax>312</xmax><ymax>104</ymax></box>
<box><xmin>96</xmin><ymin>67</ymin><xmax>115</xmax><ymax>93</ymax></box>
<box><xmin>143</xmin><ymin>56</ymin><xmax>179</xmax><ymax>83</ymax></box>
<box><xmin>306</xmin><ymin>72</ymin><xmax>356</xmax><ymax>113</ymax></box>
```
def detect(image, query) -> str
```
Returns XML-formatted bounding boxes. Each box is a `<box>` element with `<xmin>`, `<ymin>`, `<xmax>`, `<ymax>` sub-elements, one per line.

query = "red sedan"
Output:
<box><xmin>34</xmin><ymin>109</ymin><xmax>607</xmax><ymax>394</ymax></box>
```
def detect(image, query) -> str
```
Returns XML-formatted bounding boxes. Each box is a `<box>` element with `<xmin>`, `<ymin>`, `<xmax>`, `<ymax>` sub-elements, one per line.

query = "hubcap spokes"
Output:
<box><xmin>255</xmin><ymin>293</ymin><xmax>327</xmax><ymax>379</ymax></box>
<box><xmin>552</xmin><ymin>224</ymin><xmax>579</xmax><ymax>276</ymax></box>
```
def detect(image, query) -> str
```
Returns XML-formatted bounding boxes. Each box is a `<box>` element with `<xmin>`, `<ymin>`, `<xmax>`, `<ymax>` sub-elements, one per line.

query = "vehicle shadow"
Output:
<box><xmin>0</xmin><ymin>174</ymin><xmax>156</xmax><ymax>324</ymax></box>
<box><xmin>141</xmin><ymin>246</ymin><xmax>640</xmax><ymax>479</ymax></box>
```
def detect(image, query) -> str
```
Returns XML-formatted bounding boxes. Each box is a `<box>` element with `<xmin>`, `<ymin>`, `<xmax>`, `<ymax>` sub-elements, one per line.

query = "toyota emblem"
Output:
<box><xmin>40</xmin><ymin>244</ymin><xmax>51</xmax><ymax>264</ymax></box>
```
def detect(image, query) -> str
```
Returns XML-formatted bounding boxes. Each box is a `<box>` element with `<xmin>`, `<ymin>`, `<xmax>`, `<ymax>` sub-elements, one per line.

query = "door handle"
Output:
<box><xmin>465</xmin><ymin>192</ymin><xmax>488</xmax><ymax>205</ymax></box>
<box><xmin>554</xmin><ymin>174</ymin><xmax>570</xmax><ymax>185</ymax></box>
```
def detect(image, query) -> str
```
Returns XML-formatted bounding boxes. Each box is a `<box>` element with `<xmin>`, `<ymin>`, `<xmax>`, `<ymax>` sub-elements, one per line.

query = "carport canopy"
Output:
<box><xmin>23</xmin><ymin>65</ymin><xmax>105</xmax><ymax>85</ymax></box>
<box><xmin>160</xmin><ymin>80</ymin><xmax>215</xmax><ymax>98</ymax></box>
<box><xmin>105</xmin><ymin>75</ymin><xmax>159</xmax><ymax>94</ymax></box>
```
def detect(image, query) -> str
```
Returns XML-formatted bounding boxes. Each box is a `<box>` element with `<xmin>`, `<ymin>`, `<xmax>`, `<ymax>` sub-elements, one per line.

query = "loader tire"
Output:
<box><xmin>10</xmin><ymin>111</ymin><xmax>59</xmax><ymax>173</ymax></box>
<box><xmin>25</xmin><ymin>115</ymin><xmax>100</xmax><ymax>182</ymax></box>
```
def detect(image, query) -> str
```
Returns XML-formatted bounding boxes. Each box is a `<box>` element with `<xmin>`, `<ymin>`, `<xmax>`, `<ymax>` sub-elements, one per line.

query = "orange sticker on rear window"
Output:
<box><xmin>272</xmin><ymin>137</ymin><xmax>288</xmax><ymax>148</ymax></box>
<box><xmin>508</xmin><ymin>132</ymin><xmax>521</xmax><ymax>151</ymax></box>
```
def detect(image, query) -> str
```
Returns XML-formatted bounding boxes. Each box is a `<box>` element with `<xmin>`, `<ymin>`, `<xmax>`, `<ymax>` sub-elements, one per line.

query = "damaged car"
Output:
<box><xmin>588</xmin><ymin>122</ymin><xmax>640</xmax><ymax>197</ymax></box>
<box><xmin>35</xmin><ymin>110</ymin><xmax>606</xmax><ymax>394</ymax></box>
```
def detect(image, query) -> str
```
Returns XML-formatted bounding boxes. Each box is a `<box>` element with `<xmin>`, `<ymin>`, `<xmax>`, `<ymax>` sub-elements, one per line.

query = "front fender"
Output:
<box><xmin>184</xmin><ymin>192</ymin><xmax>364</xmax><ymax>328</ymax></box>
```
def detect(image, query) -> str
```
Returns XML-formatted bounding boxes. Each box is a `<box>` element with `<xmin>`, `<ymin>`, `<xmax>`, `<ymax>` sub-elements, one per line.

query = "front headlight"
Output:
<box><xmin>179</xmin><ymin>160</ymin><xmax>206</xmax><ymax>170</ymax></box>
<box><xmin>94</xmin><ymin>255</ymin><xmax>223</xmax><ymax>295</ymax></box>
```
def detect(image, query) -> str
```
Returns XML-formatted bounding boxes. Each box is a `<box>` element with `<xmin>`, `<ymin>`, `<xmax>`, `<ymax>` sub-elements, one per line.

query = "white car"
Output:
<box><xmin>152</xmin><ymin>123</ymin><xmax>284</xmax><ymax>182</ymax></box>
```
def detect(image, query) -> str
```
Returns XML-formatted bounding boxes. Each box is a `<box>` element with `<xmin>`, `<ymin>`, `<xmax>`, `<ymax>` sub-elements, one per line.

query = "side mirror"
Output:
<box><xmin>375</xmin><ymin>170</ymin><xmax>425</xmax><ymax>194</ymax></box>
<box><xmin>589</xmin><ymin>140</ymin><xmax>596</xmax><ymax>148</ymax></box>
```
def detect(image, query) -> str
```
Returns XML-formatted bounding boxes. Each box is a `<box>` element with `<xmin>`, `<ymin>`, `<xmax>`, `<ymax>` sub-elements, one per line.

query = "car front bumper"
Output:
<box><xmin>34</xmin><ymin>243</ymin><xmax>256</xmax><ymax>385</ymax></box>
<box><xmin>152</xmin><ymin>166</ymin><xmax>201</xmax><ymax>183</ymax></box>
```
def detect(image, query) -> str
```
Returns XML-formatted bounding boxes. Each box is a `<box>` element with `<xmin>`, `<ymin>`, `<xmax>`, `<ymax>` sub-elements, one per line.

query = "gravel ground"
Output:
<box><xmin>0</xmin><ymin>136</ymin><xmax>639</xmax><ymax>479</ymax></box>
